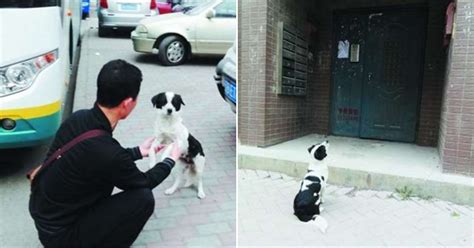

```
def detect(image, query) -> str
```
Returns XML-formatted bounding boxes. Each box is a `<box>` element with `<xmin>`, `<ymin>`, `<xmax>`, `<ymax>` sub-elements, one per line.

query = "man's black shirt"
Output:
<box><xmin>29</xmin><ymin>104</ymin><xmax>174</xmax><ymax>236</ymax></box>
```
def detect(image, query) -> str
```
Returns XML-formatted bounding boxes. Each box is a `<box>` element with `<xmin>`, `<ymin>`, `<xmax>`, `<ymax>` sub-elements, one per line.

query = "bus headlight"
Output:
<box><xmin>0</xmin><ymin>50</ymin><xmax>58</xmax><ymax>97</ymax></box>
<box><xmin>0</xmin><ymin>75</ymin><xmax>8</xmax><ymax>96</ymax></box>
<box><xmin>6</xmin><ymin>65</ymin><xmax>35</xmax><ymax>86</ymax></box>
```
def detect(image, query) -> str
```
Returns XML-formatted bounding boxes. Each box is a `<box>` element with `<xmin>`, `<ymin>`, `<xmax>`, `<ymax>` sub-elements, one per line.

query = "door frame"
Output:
<box><xmin>329</xmin><ymin>4</ymin><xmax>429</xmax><ymax>142</ymax></box>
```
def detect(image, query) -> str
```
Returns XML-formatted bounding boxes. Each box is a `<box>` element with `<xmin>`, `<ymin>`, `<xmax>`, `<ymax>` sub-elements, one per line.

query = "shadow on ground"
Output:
<box><xmin>134</xmin><ymin>54</ymin><xmax>221</xmax><ymax>67</ymax></box>
<box><xmin>0</xmin><ymin>145</ymin><xmax>49</xmax><ymax>178</ymax></box>
<box><xmin>91</xmin><ymin>26</ymin><xmax>135</xmax><ymax>39</ymax></box>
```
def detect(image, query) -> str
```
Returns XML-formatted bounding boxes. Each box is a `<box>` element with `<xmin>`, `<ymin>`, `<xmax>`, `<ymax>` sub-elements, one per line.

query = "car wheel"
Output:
<box><xmin>98</xmin><ymin>26</ymin><xmax>108</xmax><ymax>37</ymax></box>
<box><xmin>158</xmin><ymin>36</ymin><xmax>188</xmax><ymax>66</ymax></box>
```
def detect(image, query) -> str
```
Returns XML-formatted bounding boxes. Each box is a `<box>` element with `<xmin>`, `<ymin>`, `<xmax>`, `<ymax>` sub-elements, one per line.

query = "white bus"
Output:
<box><xmin>0</xmin><ymin>0</ymin><xmax>82</xmax><ymax>148</ymax></box>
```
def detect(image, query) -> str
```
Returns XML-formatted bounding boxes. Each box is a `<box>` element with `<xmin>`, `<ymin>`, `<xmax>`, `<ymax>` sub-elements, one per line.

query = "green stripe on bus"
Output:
<box><xmin>0</xmin><ymin>111</ymin><xmax>61</xmax><ymax>148</ymax></box>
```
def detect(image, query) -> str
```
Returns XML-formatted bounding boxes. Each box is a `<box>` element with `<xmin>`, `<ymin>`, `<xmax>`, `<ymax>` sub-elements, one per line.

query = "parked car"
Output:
<box><xmin>214</xmin><ymin>41</ymin><xmax>236</xmax><ymax>112</ymax></box>
<box><xmin>82</xmin><ymin>0</ymin><xmax>90</xmax><ymax>19</ymax></box>
<box><xmin>131</xmin><ymin>0</ymin><xmax>236</xmax><ymax>66</ymax></box>
<box><xmin>98</xmin><ymin>0</ymin><xmax>159</xmax><ymax>37</ymax></box>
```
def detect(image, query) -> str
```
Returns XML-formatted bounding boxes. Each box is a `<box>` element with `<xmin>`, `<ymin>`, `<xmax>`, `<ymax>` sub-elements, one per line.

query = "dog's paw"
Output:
<box><xmin>164</xmin><ymin>188</ymin><xmax>176</xmax><ymax>195</ymax></box>
<box><xmin>197</xmin><ymin>191</ymin><xmax>206</xmax><ymax>199</ymax></box>
<box><xmin>149</xmin><ymin>157</ymin><xmax>156</xmax><ymax>169</ymax></box>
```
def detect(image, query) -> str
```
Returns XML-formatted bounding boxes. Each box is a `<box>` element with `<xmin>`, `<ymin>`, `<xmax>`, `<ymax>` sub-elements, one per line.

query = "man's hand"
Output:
<box><xmin>139</xmin><ymin>137</ymin><xmax>165</xmax><ymax>157</ymax></box>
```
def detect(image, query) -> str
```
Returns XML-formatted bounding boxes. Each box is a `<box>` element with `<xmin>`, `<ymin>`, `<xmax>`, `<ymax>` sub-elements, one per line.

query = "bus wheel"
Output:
<box><xmin>158</xmin><ymin>35</ymin><xmax>188</xmax><ymax>66</ymax></box>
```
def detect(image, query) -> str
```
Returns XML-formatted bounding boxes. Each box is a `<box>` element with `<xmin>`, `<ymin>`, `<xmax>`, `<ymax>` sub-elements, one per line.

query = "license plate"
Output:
<box><xmin>120</xmin><ymin>3</ymin><xmax>139</xmax><ymax>11</ymax></box>
<box><xmin>224</xmin><ymin>77</ymin><xmax>236</xmax><ymax>104</ymax></box>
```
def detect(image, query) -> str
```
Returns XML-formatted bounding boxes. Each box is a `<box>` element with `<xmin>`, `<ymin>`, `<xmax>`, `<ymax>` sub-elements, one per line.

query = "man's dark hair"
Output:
<box><xmin>96</xmin><ymin>59</ymin><xmax>142</xmax><ymax>108</ymax></box>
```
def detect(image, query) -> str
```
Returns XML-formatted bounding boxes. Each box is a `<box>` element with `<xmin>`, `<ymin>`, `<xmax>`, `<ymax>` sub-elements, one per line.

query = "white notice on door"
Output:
<box><xmin>337</xmin><ymin>40</ymin><xmax>350</xmax><ymax>59</ymax></box>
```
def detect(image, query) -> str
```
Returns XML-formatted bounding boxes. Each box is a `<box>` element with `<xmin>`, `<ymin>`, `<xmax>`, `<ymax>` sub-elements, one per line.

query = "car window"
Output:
<box><xmin>0</xmin><ymin>0</ymin><xmax>59</xmax><ymax>8</ymax></box>
<box><xmin>182</xmin><ymin>0</ymin><xmax>210</xmax><ymax>7</ymax></box>
<box><xmin>184</xmin><ymin>0</ymin><xmax>215</xmax><ymax>15</ymax></box>
<box><xmin>214</xmin><ymin>0</ymin><xmax>235</xmax><ymax>18</ymax></box>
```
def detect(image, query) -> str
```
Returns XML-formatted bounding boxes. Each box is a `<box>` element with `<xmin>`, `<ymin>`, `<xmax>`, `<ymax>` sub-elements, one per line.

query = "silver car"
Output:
<box><xmin>131</xmin><ymin>0</ymin><xmax>236</xmax><ymax>65</ymax></box>
<box><xmin>98</xmin><ymin>0</ymin><xmax>159</xmax><ymax>37</ymax></box>
<box><xmin>214</xmin><ymin>41</ymin><xmax>236</xmax><ymax>113</ymax></box>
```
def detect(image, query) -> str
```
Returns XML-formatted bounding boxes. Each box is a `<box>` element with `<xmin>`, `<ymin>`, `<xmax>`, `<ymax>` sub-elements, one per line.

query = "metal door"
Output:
<box><xmin>331</xmin><ymin>8</ymin><xmax>426</xmax><ymax>142</ymax></box>
<box><xmin>361</xmin><ymin>9</ymin><xmax>426</xmax><ymax>142</ymax></box>
<box><xmin>331</xmin><ymin>13</ymin><xmax>367</xmax><ymax>137</ymax></box>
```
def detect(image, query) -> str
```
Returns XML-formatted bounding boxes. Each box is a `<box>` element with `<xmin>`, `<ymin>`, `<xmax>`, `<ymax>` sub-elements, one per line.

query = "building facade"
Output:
<box><xmin>239</xmin><ymin>0</ymin><xmax>474</xmax><ymax>176</ymax></box>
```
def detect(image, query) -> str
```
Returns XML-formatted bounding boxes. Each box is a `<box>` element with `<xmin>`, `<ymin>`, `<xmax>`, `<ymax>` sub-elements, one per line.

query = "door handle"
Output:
<box><xmin>368</xmin><ymin>72</ymin><xmax>373</xmax><ymax>82</ymax></box>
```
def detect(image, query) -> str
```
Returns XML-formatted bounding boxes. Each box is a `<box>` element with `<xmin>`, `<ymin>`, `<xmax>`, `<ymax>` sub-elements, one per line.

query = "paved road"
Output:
<box><xmin>0</xmin><ymin>146</ymin><xmax>47</xmax><ymax>247</ymax></box>
<box><xmin>239</xmin><ymin>169</ymin><xmax>473</xmax><ymax>247</ymax></box>
<box><xmin>0</xmin><ymin>16</ymin><xmax>235</xmax><ymax>247</ymax></box>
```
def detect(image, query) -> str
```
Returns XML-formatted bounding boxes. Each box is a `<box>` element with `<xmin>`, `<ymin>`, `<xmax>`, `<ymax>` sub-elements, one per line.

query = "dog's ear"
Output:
<box><xmin>177</xmin><ymin>94</ymin><xmax>185</xmax><ymax>106</ymax></box>
<box><xmin>172</xmin><ymin>94</ymin><xmax>185</xmax><ymax>111</ymax></box>
<box><xmin>307</xmin><ymin>145</ymin><xmax>315</xmax><ymax>154</ymax></box>
<box><xmin>314</xmin><ymin>145</ymin><xmax>327</xmax><ymax>161</ymax></box>
<box><xmin>151</xmin><ymin>92</ymin><xmax>167</xmax><ymax>108</ymax></box>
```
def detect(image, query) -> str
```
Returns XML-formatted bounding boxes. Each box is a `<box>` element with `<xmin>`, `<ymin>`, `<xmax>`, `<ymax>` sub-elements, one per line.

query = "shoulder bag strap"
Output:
<box><xmin>27</xmin><ymin>129</ymin><xmax>108</xmax><ymax>181</ymax></box>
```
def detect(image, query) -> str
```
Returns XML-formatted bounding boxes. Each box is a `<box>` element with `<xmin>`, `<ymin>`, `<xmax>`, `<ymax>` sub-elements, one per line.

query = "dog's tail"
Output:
<box><xmin>312</xmin><ymin>215</ymin><xmax>328</xmax><ymax>233</ymax></box>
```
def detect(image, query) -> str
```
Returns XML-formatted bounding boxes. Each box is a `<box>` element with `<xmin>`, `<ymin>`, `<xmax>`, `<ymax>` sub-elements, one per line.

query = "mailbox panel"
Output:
<box><xmin>276</xmin><ymin>22</ymin><xmax>308</xmax><ymax>96</ymax></box>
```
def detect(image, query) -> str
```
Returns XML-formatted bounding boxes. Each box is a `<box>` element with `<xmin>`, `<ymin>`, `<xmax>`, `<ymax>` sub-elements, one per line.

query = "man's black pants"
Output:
<box><xmin>40</xmin><ymin>188</ymin><xmax>155</xmax><ymax>248</ymax></box>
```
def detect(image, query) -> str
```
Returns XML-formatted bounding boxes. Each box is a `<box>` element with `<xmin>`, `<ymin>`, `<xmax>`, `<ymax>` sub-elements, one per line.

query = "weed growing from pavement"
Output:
<box><xmin>451</xmin><ymin>211</ymin><xmax>460</xmax><ymax>217</ymax></box>
<box><xmin>395</xmin><ymin>186</ymin><xmax>414</xmax><ymax>200</ymax></box>
<box><xmin>418</xmin><ymin>194</ymin><xmax>434</xmax><ymax>201</ymax></box>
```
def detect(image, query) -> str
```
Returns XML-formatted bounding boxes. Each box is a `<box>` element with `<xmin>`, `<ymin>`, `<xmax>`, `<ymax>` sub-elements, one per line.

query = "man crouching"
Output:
<box><xmin>29</xmin><ymin>59</ymin><xmax>180</xmax><ymax>247</ymax></box>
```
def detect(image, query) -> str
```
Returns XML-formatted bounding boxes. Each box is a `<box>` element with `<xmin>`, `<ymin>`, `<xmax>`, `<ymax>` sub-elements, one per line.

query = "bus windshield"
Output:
<box><xmin>0</xmin><ymin>0</ymin><xmax>59</xmax><ymax>8</ymax></box>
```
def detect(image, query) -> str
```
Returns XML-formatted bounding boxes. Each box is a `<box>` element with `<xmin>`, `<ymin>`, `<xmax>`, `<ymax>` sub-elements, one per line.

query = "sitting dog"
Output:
<box><xmin>149</xmin><ymin>92</ymin><xmax>206</xmax><ymax>199</ymax></box>
<box><xmin>293</xmin><ymin>140</ymin><xmax>329</xmax><ymax>233</ymax></box>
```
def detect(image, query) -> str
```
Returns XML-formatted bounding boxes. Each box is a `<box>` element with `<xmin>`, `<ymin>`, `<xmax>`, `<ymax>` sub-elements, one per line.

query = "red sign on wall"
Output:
<box><xmin>337</xmin><ymin>107</ymin><xmax>359</xmax><ymax>121</ymax></box>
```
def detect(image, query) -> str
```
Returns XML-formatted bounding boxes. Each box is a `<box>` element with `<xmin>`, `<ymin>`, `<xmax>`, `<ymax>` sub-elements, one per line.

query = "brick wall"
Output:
<box><xmin>239</xmin><ymin>0</ymin><xmax>450</xmax><ymax>148</ymax></box>
<box><xmin>238</xmin><ymin>0</ymin><xmax>268</xmax><ymax>147</ymax></box>
<box><xmin>239</xmin><ymin>0</ymin><xmax>324</xmax><ymax>147</ymax></box>
<box><xmin>416</xmin><ymin>1</ymin><xmax>449</xmax><ymax>146</ymax></box>
<box><xmin>264</xmin><ymin>0</ymin><xmax>319</xmax><ymax>146</ymax></box>
<box><xmin>438</xmin><ymin>0</ymin><xmax>474</xmax><ymax>176</ymax></box>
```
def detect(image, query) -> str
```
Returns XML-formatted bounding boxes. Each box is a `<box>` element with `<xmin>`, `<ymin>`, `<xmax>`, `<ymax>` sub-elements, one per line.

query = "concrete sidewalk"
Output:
<box><xmin>238</xmin><ymin>169</ymin><xmax>473</xmax><ymax>247</ymax></box>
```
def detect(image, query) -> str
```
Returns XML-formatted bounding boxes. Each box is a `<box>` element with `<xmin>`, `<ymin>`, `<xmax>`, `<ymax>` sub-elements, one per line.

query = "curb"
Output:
<box><xmin>238</xmin><ymin>153</ymin><xmax>474</xmax><ymax>206</ymax></box>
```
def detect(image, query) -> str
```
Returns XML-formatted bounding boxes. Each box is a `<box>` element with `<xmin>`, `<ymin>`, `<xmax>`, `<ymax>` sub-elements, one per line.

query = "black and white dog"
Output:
<box><xmin>293</xmin><ymin>140</ymin><xmax>329</xmax><ymax>233</ymax></box>
<box><xmin>149</xmin><ymin>92</ymin><xmax>206</xmax><ymax>199</ymax></box>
